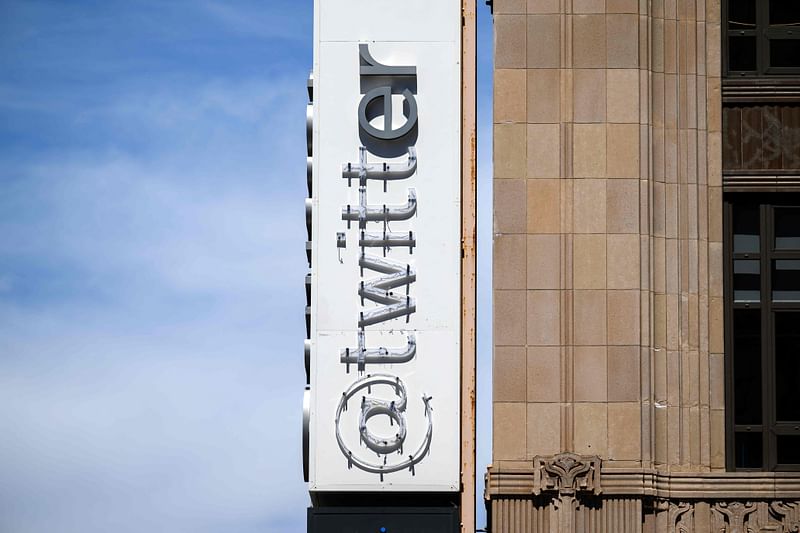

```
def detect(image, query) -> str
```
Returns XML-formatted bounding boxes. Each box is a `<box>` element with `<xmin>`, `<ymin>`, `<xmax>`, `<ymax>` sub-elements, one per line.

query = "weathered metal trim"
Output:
<box><xmin>460</xmin><ymin>0</ymin><xmax>477</xmax><ymax>530</ymax></box>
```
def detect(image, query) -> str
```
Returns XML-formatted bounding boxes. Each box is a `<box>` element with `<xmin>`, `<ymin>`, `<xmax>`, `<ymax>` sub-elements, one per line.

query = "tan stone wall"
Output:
<box><xmin>491</xmin><ymin>0</ymin><xmax>724</xmax><ymax>481</ymax></box>
<box><xmin>487</xmin><ymin>1</ymin><xmax>800</xmax><ymax>531</ymax></box>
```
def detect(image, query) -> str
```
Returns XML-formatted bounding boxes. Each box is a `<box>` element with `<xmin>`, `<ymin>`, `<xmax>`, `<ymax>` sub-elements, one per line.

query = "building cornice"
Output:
<box><xmin>487</xmin><ymin>461</ymin><xmax>800</xmax><ymax>500</ymax></box>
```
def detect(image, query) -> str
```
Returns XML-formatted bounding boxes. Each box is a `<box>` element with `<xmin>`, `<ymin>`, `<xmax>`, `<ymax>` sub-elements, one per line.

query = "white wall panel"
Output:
<box><xmin>308</xmin><ymin>0</ymin><xmax>462</xmax><ymax>492</ymax></box>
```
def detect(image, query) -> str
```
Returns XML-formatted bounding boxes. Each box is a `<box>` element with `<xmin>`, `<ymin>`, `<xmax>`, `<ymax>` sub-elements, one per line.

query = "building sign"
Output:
<box><xmin>306</xmin><ymin>0</ymin><xmax>462</xmax><ymax>492</ymax></box>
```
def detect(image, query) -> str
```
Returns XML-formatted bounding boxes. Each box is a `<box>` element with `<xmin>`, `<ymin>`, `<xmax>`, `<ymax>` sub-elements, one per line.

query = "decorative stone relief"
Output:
<box><xmin>531</xmin><ymin>453</ymin><xmax>601</xmax><ymax>533</ymax></box>
<box><xmin>532</xmin><ymin>452</ymin><xmax>602</xmax><ymax>498</ymax></box>
<box><xmin>769</xmin><ymin>501</ymin><xmax>800</xmax><ymax>532</ymax></box>
<box><xmin>712</xmin><ymin>501</ymin><xmax>758</xmax><ymax>533</ymax></box>
<box><xmin>488</xmin><ymin>461</ymin><xmax>800</xmax><ymax>533</ymax></box>
<box><xmin>656</xmin><ymin>499</ymin><xmax>800</xmax><ymax>533</ymax></box>
<box><xmin>744</xmin><ymin>501</ymin><xmax>800</xmax><ymax>532</ymax></box>
<box><xmin>668</xmin><ymin>501</ymin><xmax>694</xmax><ymax>533</ymax></box>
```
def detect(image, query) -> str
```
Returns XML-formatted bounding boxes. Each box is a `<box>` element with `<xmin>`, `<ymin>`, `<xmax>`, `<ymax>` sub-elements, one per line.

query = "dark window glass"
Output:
<box><xmin>735</xmin><ymin>431</ymin><xmax>763</xmax><ymax>468</ymax></box>
<box><xmin>725</xmin><ymin>0</ymin><xmax>800</xmax><ymax>75</ymax></box>
<box><xmin>773</xmin><ymin>260</ymin><xmax>800</xmax><ymax>302</ymax></box>
<box><xmin>777</xmin><ymin>435</ymin><xmax>800</xmax><ymax>464</ymax></box>
<box><xmin>775</xmin><ymin>208</ymin><xmax>800</xmax><ymax>250</ymax></box>
<box><xmin>734</xmin><ymin>308</ymin><xmax>763</xmax><ymax>424</ymax></box>
<box><xmin>733</xmin><ymin>204</ymin><xmax>760</xmax><ymax>253</ymax></box>
<box><xmin>729</xmin><ymin>36</ymin><xmax>758</xmax><ymax>71</ymax></box>
<box><xmin>769</xmin><ymin>39</ymin><xmax>800</xmax><ymax>69</ymax></box>
<box><xmin>775</xmin><ymin>312</ymin><xmax>800</xmax><ymax>422</ymax></box>
<box><xmin>730</xmin><ymin>0</ymin><xmax>757</xmax><ymax>27</ymax></box>
<box><xmin>734</xmin><ymin>259</ymin><xmax>761</xmax><ymax>302</ymax></box>
<box><xmin>727</xmin><ymin>198</ymin><xmax>800</xmax><ymax>470</ymax></box>
<box><xmin>769</xmin><ymin>0</ymin><xmax>800</xmax><ymax>25</ymax></box>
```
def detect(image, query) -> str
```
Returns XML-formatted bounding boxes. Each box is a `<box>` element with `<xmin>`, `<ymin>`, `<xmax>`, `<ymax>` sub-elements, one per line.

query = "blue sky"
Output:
<box><xmin>0</xmin><ymin>1</ymin><xmax>493</xmax><ymax>532</ymax></box>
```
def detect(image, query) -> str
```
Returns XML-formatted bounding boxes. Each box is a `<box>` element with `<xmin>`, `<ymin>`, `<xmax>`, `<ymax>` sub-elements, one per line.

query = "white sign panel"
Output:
<box><xmin>307</xmin><ymin>0</ymin><xmax>462</xmax><ymax>492</ymax></box>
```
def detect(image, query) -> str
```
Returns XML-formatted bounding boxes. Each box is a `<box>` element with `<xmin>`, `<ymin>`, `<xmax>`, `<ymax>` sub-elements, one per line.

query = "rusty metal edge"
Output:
<box><xmin>460</xmin><ymin>0</ymin><xmax>478</xmax><ymax>532</ymax></box>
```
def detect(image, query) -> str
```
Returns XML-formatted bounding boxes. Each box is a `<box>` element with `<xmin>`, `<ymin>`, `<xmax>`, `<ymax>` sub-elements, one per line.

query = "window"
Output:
<box><xmin>725</xmin><ymin>0</ymin><xmax>800</xmax><ymax>76</ymax></box>
<box><xmin>725</xmin><ymin>195</ymin><xmax>800</xmax><ymax>471</ymax></box>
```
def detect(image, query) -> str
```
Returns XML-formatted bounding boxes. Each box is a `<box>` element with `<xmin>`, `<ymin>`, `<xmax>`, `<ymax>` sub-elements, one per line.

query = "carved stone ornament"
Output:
<box><xmin>532</xmin><ymin>452</ymin><xmax>602</xmax><ymax>497</ymax></box>
<box><xmin>707</xmin><ymin>500</ymin><xmax>800</xmax><ymax>533</ymax></box>
<box><xmin>769</xmin><ymin>501</ymin><xmax>800</xmax><ymax>532</ymax></box>
<box><xmin>712</xmin><ymin>501</ymin><xmax>758</xmax><ymax>533</ymax></box>
<box><xmin>668</xmin><ymin>501</ymin><xmax>694</xmax><ymax>533</ymax></box>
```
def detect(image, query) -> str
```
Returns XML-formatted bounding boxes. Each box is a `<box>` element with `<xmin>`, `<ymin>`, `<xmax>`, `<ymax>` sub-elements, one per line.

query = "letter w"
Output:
<box><xmin>358</xmin><ymin>254</ymin><xmax>416</xmax><ymax>327</ymax></box>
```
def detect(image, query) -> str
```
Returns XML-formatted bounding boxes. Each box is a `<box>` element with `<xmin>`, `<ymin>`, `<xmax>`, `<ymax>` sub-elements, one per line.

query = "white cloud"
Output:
<box><xmin>1</xmin><ymin>73</ymin><xmax>306</xmax><ymax>297</ymax></box>
<box><xmin>0</xmin><ymin>339</ymin><xmax>306</xmax><ymax>530</ymax></box>
<box><xmin>0</xmin><ymin>55</ymin><xmax>310</xmax><ymax>533</ymax></box>
<box><xmin>199</xmin><ymin>0</ymin><xmax>310</xmax><ymax>43</ymax></box>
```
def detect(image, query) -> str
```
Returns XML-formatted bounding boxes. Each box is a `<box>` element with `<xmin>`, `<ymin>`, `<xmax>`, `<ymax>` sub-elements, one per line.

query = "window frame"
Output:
<box><xmin>724</xmin><ymin>194</ymin><xmax>800</xmax><ymax>472</ymax></box>
<box><xmin>723</xmin><ymin>0</ymin><xmax>800</xmax><ymax>78</ymax></box>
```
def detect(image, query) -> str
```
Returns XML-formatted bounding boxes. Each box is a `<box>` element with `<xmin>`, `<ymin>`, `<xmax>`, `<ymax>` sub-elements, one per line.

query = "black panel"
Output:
<box><xmin>734</xmin><ymin>259</ymin><xmax>760</xmax><ymax>302</ymax></box>
<box><xmin>308</xmin><ymin>507</ymin><xmax>459</xmax><ymax>533</ymax></box>
<box><xmin>777</xmin><ymin>435</ymin><xmax>800</xmax><ymax>464</ymax></box>
<box><xmin>735</xmin><ymin>431</ymin><xmax>763</xmax><ymax>468</ymax></box>
<box><xmin>734</xmin><ymin>308</ymin><xmax>762</xmax><ymax>425</ymax></box>
<box><xmin>729</xmin><ymin>36</ymin><xmax>758</xmax><ymax>72</ymax></box>
<box><xmin>730</xmin><ymin>0</ymin><xmax>757</xmax><ymax>27</ymax></box>
<box><xmin>773</xmin><ymin>260</ymin><xmax>800</xmax><ymax>302</ymax></box>
<box><xmin>775</xmin><ymin>312</ymin><xmax>800</xmax><ymax>422</ymax></box>
<box><xmin>775</xmin><ymin>207</ymin><xmax>800</xmax><ymax>250</ymax></box>
<box><xmin>769</xmin><ymin>39</ymin><xmax>800</xmax><ymax>69</ymax></box>
<box><xmin>770</xmin><ymin>0</ymin><xmax>800</xmax><ymax>25</ymax></box>
<box><xmin>733</xmin><ymin>203</ymin><xmax>760</xmax><ymax>253</ymax></box>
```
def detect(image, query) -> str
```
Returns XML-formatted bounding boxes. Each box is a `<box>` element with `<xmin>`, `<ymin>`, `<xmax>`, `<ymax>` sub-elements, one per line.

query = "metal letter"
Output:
<box><xmin>358</xmin><ymin>86</ymin><xmax>418</xmax><ymax>142</ymax></box>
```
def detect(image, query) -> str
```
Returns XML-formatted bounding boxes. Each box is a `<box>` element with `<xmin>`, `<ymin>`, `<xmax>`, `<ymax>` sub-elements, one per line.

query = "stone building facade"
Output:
<box><xmin>487</xmin><ymin>0</ymin><xmax>800</xmax><ymax>531</ymax></box>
